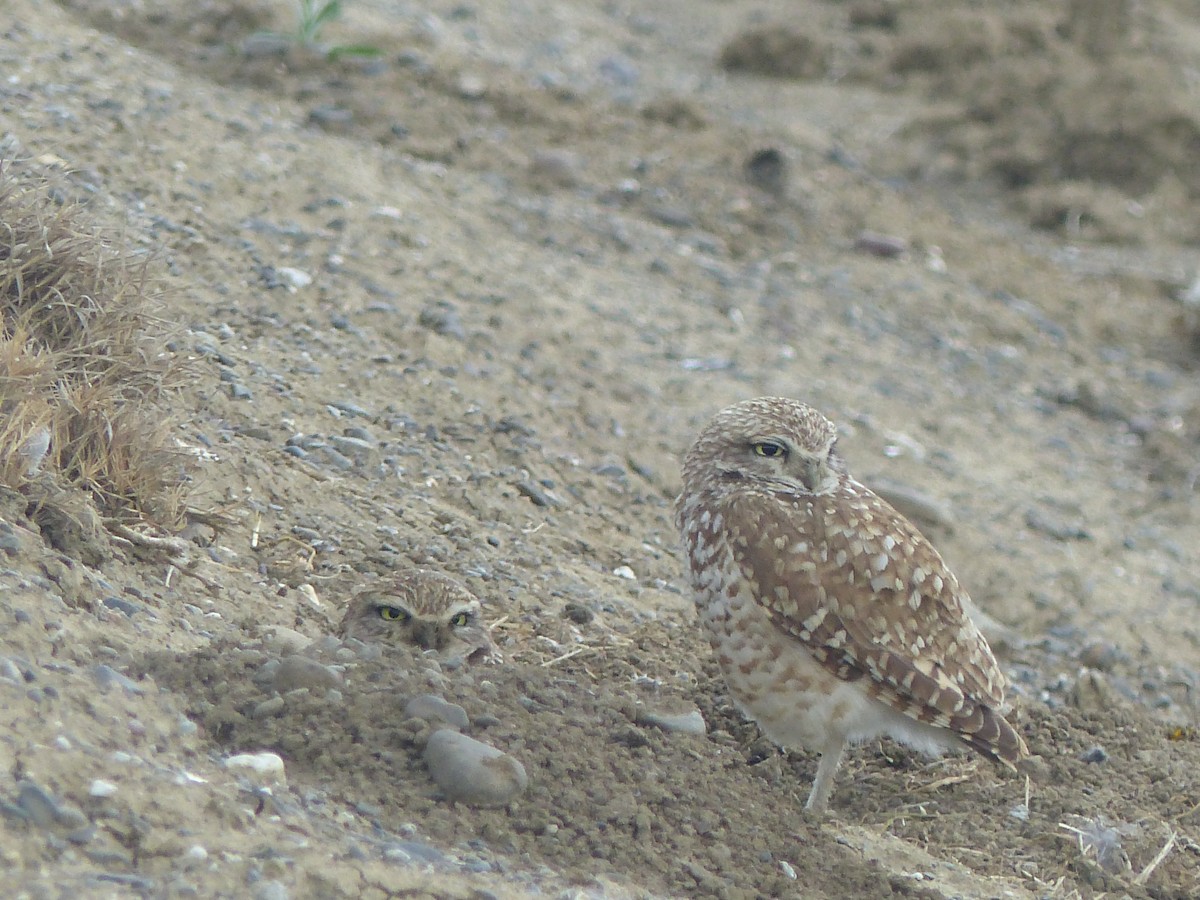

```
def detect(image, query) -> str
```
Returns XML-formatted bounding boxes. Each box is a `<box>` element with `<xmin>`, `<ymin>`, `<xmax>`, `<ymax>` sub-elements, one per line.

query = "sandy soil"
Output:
<box><xmin>3</xmin><ymin>0</ymin><xmax>1200</xmax><ymax>896</ymax></box>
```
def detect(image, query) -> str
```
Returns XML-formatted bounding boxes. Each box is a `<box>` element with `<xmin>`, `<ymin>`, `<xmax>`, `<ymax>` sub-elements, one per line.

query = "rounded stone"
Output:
<box><xmin>270</xmin><ymin>655</ymin><xmax>341</xmax><ymax>693</ymax></box>
<box><xmin>423</xmin><ymin>729</ymin><xmax>528</xmax><ymax>807</ymax></box>
<box><xmin>404</xmin><ymin>694</ymin><xmax>470</xmax><ymax>730</ymax></box>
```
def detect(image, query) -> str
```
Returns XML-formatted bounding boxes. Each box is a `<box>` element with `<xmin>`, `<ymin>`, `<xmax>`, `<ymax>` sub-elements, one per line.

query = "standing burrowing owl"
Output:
<box><xmin>339</xmin><ymin>568</ymin><xmax>497</xmax><ymax>664</ymax></box>
<box><xmin>675</xmin><ymin>397</ymin><xmax>1027</xmax><ymax>813</ymax></box>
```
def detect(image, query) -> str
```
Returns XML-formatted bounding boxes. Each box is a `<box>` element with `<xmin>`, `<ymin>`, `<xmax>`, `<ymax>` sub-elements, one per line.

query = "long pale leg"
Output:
<box><xmin>804</xmin><ymin>737</ymin><xmax>846</xmax><ymax>813</ymax></box>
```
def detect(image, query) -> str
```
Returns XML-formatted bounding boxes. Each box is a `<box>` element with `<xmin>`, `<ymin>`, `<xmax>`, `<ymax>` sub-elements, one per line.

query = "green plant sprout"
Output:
<box><xmin>293</xmin><ymin>0</ymin><xmax>380</xmax><ymax>59</ymax></box>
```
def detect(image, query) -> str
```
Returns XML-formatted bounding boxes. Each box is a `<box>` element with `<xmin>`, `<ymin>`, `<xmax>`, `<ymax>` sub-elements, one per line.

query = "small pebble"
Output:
<box><xmin>853</xmin><ymin>230</ymin><xmax>909</xmax><ymax>258</ymax></box>
<box><xmin>89</xmin><ymin>780</ymin><xmax>118</xmax><ymax>799</ymax></box>
<box><xmin>269</xmin><ymin>655</ymin><xmax>342</xmax><ymax>693</ymax></box>
<box><xmin>91</xmin><ymin>664</ymin><xmax>145</xmax><ymax>696</ymax></box>
<box><xmin>636</xmin><ymin>709</ymin><xmax>707</xmax><ymax>736</ymax></box>
<box><xmin>252</xmin><ymin>696</ymin><xmax>287</xmax><ymax>718</ymax></box>
<box><xmin>404</xmin><ymin>695</ymin><xmax>470</xmax><ymax>730</ymax></box>
<box><xmin>1024</xmin><ymin>508</ymin><xmax>1091</xmax><ymax>541</ymax></box>
<box><xmin>423</xmin><ymin>730</ymin><xmax>528</xmax><ymax>807</ymax></box>
<box><xmin>16</xmin><ymin>780</ymin><xmax>87</xmax><ymax>830</ymax></box>
<box><xmin>562</xmin><ymin>603</ymin><xmax>593</xmax><ymax>625</ymax></box>
<box><xmin>276</xmin><ymin>267</ymin><xmax>312</xmax><ymax>290</ymax></box>
<box><xmin>253</xmin><ymin>880</ymin><xmax>290</xmax><ymax>900</ymax></box>
<box><xmin>102</xmin><ymin>596</ymin><xmax>144</xmax><ymax>617</ymax></box>
<box><xmin>261</xmin><ymin>626</ymin><xmax>312</xmax><ymax>656</ymax></box>
<box><xmin>418</xmin><ymin>302</ymin><xmax>466</xmax><ymax>339</ymax></box>
<box><xmin>224</xmin><ymin>752</ymin><xmax>287</xmax><ymax>786</ymax></box>
<box><xmin>1079</xmin><ymin>641</ymin><xmax>1123</xmax><ymax>672</ymax></box>
<box><xmin>0</xmin><ymin>657</ymin><xmax>23</xmax><ymax>683</ymax></box>
<box><xmin>744</xmin><ymin>148</ymin><xmax>787</xmax><ymax>194</ymax></box>
<box><xmin>330</xmin><ymin>435</ymin><xmax>375</xmax><ymax>458</ymax></box>
<box><xmin>185</xmin><ymin>845</ymin><xmax>209</xmax><ymax>863</ymax></box>
<box><xmin>329</xmin><ymin>400</ymin><xmax>370</xmax><ymax>418</ymax></box>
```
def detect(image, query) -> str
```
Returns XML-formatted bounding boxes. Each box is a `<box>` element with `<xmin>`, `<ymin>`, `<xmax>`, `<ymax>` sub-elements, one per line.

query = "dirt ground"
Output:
<box><xmin>3</xmin><ymin>0</ymin><xmax>1200</xmax><ymax>897</ymax></box>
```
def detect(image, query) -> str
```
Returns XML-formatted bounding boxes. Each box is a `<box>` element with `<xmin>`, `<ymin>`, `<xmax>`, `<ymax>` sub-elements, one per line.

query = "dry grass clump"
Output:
<box><xmin>0</xmin><ymin>162</ymin><xmax>187</xmax><ymax>531</ymax></box>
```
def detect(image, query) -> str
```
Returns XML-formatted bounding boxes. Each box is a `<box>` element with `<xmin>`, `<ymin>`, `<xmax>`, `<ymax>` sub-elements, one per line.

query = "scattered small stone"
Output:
<box><xmin>418</xmin><ymin>302</ymin><xmax>466</xmax><ymax>339</ymax></box>
<box><xmin>329</xmin><ymin>435</ymin><xmax>375</xmax><ymax>460</ymax></box>
<box><xmin>16</xmin><ymin>780</ymin><xmax>87</xmax><ymax>830</ymax></box>
<box><xmin>515</xmin><ymin>480</ymin><xmax>561</xmax><ymax>508</ymax></box>
<box><xmin>744</xmin><ymin>148</ymin><xmax>787</xmax><ymax>194</ymax></box>
<box><xmin>457</xmin><ymin>74</ymin><xmax>487</xmax><ymax>100</ymax></box>
<box><xmin>261</xmin><ymin>626</ymin><xmax>311</xmax><ymax>656</ymax></box>
<box><xmin>184</xmin><ymin>845</ymin><xmax>208</xmax><ymax>864</ymax></box>
<box><xmin>224</xmin><ymin>752</ymin><xmax>287</xmax><ymax>786</ymax></box>
<box><xmin>529</xmin><ymin>149</ymin><xmax>582</xmax><ymax>188</ymax></box>
<box><xmin>646</xmin><ymin>205</ymin><xmax>693</xmax><ymax>228</ymax></box>
<box><xmin>404</xmin><ymin>694</ymin><xmax>470</xmax><ymax>730</ymax></box>
<box><xmin>308</xmin><ymin>105</ymin><xmax>354</xmax><ymax>130</ymax></box>
<box><xmin>0</xmin><ymin>657</ymin><xmax>23</xmax><ymax>683</ymax></box>
<box><xmin>562</xmin><ymin>602</ymin><xmax>593</xmax><ymax>625</ymax></box>
<box><xmin>229</xmin><ymin>383</ymin><xmax>253</xmax><ymax>401</ymax></box>
<box><xmin>342</xmin><ymin>426</ymin><xmax>375</xmax><ymax>442</ymax></box>
<box><xmin>612</xmin><ymin>565</ymin><xmax>636</xmax><ymax>580</ymax></box>
<box><xmin>1078</xmin><ymin>641</ymin><xmax>1123</xmax><ymax>672</ymax></box>
<box><xmin>91</xmin><ymin>664</ymin><xmax>145</xmax><ymax>696</ymax></box>
<box><xmin>88</xmin><ymin>780</ymin><xmax>118</xmax><ymax>799</ymax></box>
<box><xmin>328</xmin><ymin>400</ymin><xmax>371</xmax><ymax>418</ymax></box>
<box><xmin>1025</xmin><ymin>508</ymin><xmax>1091</xmax><ymax>541</ymax></box>
<box><xmin>423</xmin><ymin>730</ymin><xmax>528</xmax><ymax>807</ymax></box>
<box><xmin>252</xmin><ymin>696</ymin><xmax>287</xmax><ymax>719</ymax></box>
<box><xmin>318</xmin><ymin>446</ymin><xmax>354</xmax><ymax>470</ymax></box>
<box><xmin>102</xmin><ymin>596</ymin><xmax>144</xmax><ymax>618</ymax></box>
<box><xmin>276</xmin><ymin>266</ymin><xmax>313</xmax><ymax>290</ymax></box>
<box><xmin>269</xmin><ymin>655</ymin><xmax>342</xmax><ymax>693</ymax></box>
<box><xmin>853</xmin><ymin>230</ymin><xmax>909</xmax><ymax>258</ymax></box>
<box><xmin>636</xmin><ymin>709</ymin><xmax>707</xmax><ymax>736</ymax></box>
<box><xmin>253</xmin><ymin>879</ymin><xmax>290</xmax><ymax>900</ymax></box>
<box><xmin>239</xmin><ymin>425</ymin><xmax>274</xmax><ymax>442</ymax></box>
<box><xmin>1079</xmin><ymin>746</ymin><xmax>1109</xmax><ymax>764</ymax></box>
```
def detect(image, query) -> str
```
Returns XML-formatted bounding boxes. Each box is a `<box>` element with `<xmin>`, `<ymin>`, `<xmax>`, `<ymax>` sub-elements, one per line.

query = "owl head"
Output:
<box><xmin>339</xmin><ymin>568</ymin><xmax>496</xmax><ymax>664</ymax></box>
<box><xmin>682</xmin><ymin>397</ymin><xmax>845</xmax><ymax>496</ymax></box>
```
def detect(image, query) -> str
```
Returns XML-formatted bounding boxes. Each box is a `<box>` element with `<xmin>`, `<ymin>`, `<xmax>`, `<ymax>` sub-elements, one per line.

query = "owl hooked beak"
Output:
<box><xmin>801</xmin><ymin>458</ymin><xmax>824</xmax><ymax>492</ymax></box>
<box><xmin>412</xmin><ymin>620</ymin><xmax>450</xmax><ymax>651</ymax></box>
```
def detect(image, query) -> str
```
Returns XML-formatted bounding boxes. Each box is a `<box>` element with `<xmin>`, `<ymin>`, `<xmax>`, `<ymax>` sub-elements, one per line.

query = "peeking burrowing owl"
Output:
<box><xmin>675</xmin><ymin>398</ymin><xmax>1026</xmax><ymax>813</ymax></box>
<box><xmin>339</xmin><ymin>569</ymin><xmax>497</xmax><ymax>664</ymax></box>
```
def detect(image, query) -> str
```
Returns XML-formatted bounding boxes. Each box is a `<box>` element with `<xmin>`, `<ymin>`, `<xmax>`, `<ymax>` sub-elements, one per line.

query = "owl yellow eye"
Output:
<box><xmin>449</xmin><ymin>612</ymin><xmax>471</xmax><ymax>627</ymax></box>
<box><xmin>377</xmin><ymin>605</ymin><xmax>410</xmax><ymax>623</ymax></box>
<box><xmin>752</xmin><ymin>441</ymin><xmax>787</xmax><ymax>459</ymax></box>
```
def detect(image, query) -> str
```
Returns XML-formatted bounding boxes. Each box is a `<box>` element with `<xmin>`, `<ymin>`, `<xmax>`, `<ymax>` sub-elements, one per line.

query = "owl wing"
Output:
<box><xmin>725</xmin><ymin>487</ymin><xmax>1025</xmax><ymax>763</ymax></box>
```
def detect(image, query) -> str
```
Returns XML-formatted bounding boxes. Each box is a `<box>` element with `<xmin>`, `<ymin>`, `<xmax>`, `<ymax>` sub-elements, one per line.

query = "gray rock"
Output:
<box><xmin>404</xmin><ymin>694</ymin><xmax>469</xmax><ymax>730</ymax></box>
<box><xmin>16</xmin><ymin>780</ymin><xmax>88</xmax><ymax>831</ymax></box>
<box><xmin>269</xmin><ymin>655</ymin><xmax>342</xmax><ymax>693</ymax></box>
<box><xmin>91</xmin><ymin>665</ymin><xmax>144</xmax><ymax>695</ymax></box>
<box><xmin>252</xmin><ymin>696</ymin><xmax>287</xmax><ymax>719</ymax></box>
<box><xmin>636</xmin><ymin>708</ymin><xmax>707</xmax><ymax>736</ymax></box>
<box><xmin>253</xmin><ymin>879</ymin><xmax>290</xmax><ymax>900</ymax></box>
<box><xmin>423</xmin><ymin>729</ymin><xmax>528</xmax><ymax>807</ymax></box>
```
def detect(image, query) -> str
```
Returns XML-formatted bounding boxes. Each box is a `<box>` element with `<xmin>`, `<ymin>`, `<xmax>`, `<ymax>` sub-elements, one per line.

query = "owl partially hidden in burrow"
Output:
<box><xmin>339</xmin><ymin>568</ymin><xmax>497</xmax><ymax>665</ymax></box>
<box><xmin>675</xmin><ymin>397</ymin><xmax>1027</xmax><ymax>813</ymax></box>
